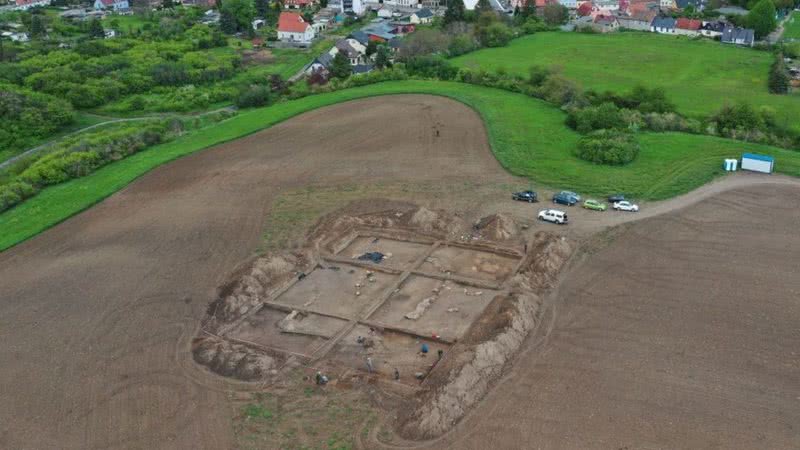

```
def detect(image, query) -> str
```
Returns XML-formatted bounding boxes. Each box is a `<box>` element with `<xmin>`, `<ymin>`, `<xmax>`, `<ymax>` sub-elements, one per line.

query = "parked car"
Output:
<box><xmin>583</xmin><ymin>199</ymin><xmax>607</xmax><ymax>211</ymax></box>
<box><xmin>560</xmin><ymin>191</ymin><xmax>581</xmax><ymax>202</ymax></box>
<box><xmin>613</xmin><ymin>201</ymin><xmax>639</xmax><ymax>212</ymax></box>
<box><xmin>552</xmin><ymin>192</ymin><xmax>578</xmax><ymax>206</ymax></box>
<box><xmin>538</xmin><ymin>209</ymin><xmax>568</xmax><ymax>224</ymax></box>
<box><xmin>512</xmin><ymin>190</ymin><xmax>538</xmax><ymax>203</ymax></box>
<box><xmin>607</xmin><ymin>194</ymin><xmax>625</xmax><ymax>203</ymax></box>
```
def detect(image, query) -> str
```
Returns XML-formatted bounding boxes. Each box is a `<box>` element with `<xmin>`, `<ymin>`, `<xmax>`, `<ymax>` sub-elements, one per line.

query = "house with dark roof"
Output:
<box><xmin>411</xmin><ymin>8</ymin><xmax>434</xmax><ymax>24</ymax></box>
<box><xmin>349</xmin><ymin>30</ymin><xmax>370</xmax><ymax>46</ymax></box>
<box><xmin>721</xmin><ymin>26</ymin><xmax>754</xmax><ymax>47</ymax></box>
<box><xmin>651</xmin><ymin>16</ymin><xmax>676</xmax><ymax>33</ymax></box>
<box><xmin>699</xmin><ymin>20</ymin><xmax>726</xmax><ymax>37</ymax></box>
<box><xmin>675</xmin><ymin>17</ymin><xmax>701</xmax><ymax>36</ymax></box>
<box><xmin>278</xmin><ymin>11</ymin><xmax>316</xmax><ymax>44</ymax></box>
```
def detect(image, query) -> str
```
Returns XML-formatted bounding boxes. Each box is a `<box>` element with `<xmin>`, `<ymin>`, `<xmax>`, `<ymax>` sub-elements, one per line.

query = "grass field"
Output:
<box><xmin>784</xmin><ymin>11</ymin><xmax>800</xmax><ymax>41</ymax></box>
<box><xmin>1</xmin><ymin>80</ymin><xmax>799</xmax><ymax>251</ymax></box>
<box><xmin>452</xmin><ymin>32</ymin><xmax>800</xmax><ymax>129</ymax></box>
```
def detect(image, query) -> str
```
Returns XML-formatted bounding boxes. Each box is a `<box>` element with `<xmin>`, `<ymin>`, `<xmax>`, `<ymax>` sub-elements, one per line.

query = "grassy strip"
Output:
<box><xmin>784</xmin><ymin>11</ymin><xmax>800</xmax><ymax>40</ymax></box>
<box><xmin>451</xmin><ymin>32</ymin><xmax>800</xmax><ymax>130</ymax></box>
<box><xmin>1</xmin><ymin>80</ymin><xmax>799</xmax><ymax>251</ymax></box>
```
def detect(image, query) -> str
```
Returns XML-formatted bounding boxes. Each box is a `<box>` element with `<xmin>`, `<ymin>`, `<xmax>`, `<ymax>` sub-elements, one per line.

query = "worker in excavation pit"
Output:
<box><xmin>366</xmin><ymin>357</ymin><xmax>374</xmax><ymax>373</ymax></box>
<box><xmin>394</xmin><ymin>368</ymin><xmax>400</xmax><ymax>381</ymax></box>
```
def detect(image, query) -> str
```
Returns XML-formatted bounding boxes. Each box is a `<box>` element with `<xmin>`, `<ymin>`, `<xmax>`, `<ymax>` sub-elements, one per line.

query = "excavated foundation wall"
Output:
<box><xmin>397</xmin><ymin>234</ymin><xmax>573</xmax><ymax>439</ymax></box>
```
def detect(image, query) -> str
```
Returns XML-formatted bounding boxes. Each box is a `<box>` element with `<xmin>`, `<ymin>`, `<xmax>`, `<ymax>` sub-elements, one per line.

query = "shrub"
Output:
<box><xmin>448</xmin><ymin>34</ymin><xmax>478</xmax><ymax>57</ymax></box>
<box><xmin>539</xmin><ymin>73</ymin><xmax>584</xmax><ymax>107</ymax></box>
<box><xmin>575</xmin><ymin>130</ymin><xmax>640</xmax><ymax>165</ymax></box>
<box><xmin>566</xmin><ymin>102</ymin><xmax>624</xmax><ymax>133</ymax></box>
<box><xmin>20</xmin><ymin>151</ymin><xmax>102</xmax><ymax>186</ymax></box>
<box><xmin>404</xmin><ymin>56</ymin><xmax>459</xmax><ymax>80</ymax></box>
<box><xmin>476</xmin><ymin>22</ymin><xmax>513</xmax><ymax>48</ymax></box>
<box><xmin>235</xmin><ymin>85</ymin><xmax>272</xmax><ymax>108</ymax></box>
<box><xmin>768</xmin><ymin>54</ymin><xmax>790</xmax><ymax>94</ymax></box>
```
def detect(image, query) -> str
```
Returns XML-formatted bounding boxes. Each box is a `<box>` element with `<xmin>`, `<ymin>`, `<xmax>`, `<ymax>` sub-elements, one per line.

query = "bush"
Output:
<box><xmin>0</xmin><ymin>181</ymin><xmax>37</xmax><ymax>213</ymax></box>
<box><xmin>448</xmin><ymin>34</ymin><xmax>478</xmax><ymax>57</ymax></box>
<box><xmin>235</xmin><ymin>85</ymin><xmax>272</xmax><ymax>108</ymax></box>
<box><xmin>566</xmin><ymin>102</ymin><xmax>624</xmax><ymax>133</ymax></box>
<box><xmin>476</xmin><ymin>22</ymin><xmax>513</xmax><ymax>48</ymax></box>
<box><xmin>576</xmin><ymin>130</ymin><xmax>640</xmax><ymax>165</ymax></box>
<box><xmin>404</xmin><ymin>56</ymin><xmax>459</xmax><ymax>80</ymax></box>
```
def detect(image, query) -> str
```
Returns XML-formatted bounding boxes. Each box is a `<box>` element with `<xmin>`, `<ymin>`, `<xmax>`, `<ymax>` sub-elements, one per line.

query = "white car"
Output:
<box><xmin>538</xmin><ymin>209</ymin><xmax>568</xmax><ymax>224</ymax></box>
<box><xmin>613</xmin><ymin>201</ymin><xmax>639</xmax><ymax>212</ymax></box>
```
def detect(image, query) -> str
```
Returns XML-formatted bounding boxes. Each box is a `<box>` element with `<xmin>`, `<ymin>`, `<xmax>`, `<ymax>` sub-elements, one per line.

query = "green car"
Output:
<box><xmin>582</xmin><ymin>199</ymin><xmax>607</xmax><ymax>211</ymax></box>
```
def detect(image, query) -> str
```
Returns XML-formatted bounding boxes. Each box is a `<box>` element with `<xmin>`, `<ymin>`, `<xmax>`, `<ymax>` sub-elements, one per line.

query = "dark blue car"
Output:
<box><xmin>552</xmin><ymin>192</ymin><xmax>578</xmax><ymax>206</ymax></box>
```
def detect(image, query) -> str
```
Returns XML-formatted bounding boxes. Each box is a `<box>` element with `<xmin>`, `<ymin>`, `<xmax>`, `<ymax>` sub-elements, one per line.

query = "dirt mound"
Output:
<box><xmin>473</xmin><ymin>213</ymin><xmax>518</xmax><ymax>241</ymax></box>
<box><xmin>394</xmin><ymin>232</ymin><xmax>573</xmax><ymax>440</ymax></box>
<box><xmin>398</xmin><ymin>293</ymin><xmax>541</xmax><ymax>439</ymax></box>
<box><xmin>511</xmin><ymin>232</ymin><xmax>572</xmax><ymax>293</ymax></box>
<box><xmin>192</xmin><ymin>336</ymin><xmax>278</xmax><ymax>381</ymax></box>
<box><xmin>205</xmin><ymin>252</ymin><xmax>311</xmax><ymax>331</ymax></box>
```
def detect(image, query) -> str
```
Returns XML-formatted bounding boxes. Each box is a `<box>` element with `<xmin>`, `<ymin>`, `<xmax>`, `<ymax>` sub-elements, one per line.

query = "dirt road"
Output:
<box><xmin>0</xmin><ymin>96</ymin><xmax>514</xmax><ymax>449</ymax></box>
<box><xmin>393</xmin><ymin>183</ymin><xmax>800</xmax><ymax>450</ymax></box>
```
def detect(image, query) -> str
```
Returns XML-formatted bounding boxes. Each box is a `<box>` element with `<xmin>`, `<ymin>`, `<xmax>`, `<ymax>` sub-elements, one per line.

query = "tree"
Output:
<box><xmin>220</xmin><ymin>0</ymin><xmax>256</xmax><ymax>34</ymax></box>
<box><xmin>443</xmin><ymin>0</ymin><xmax>465</xmax><ymax>25</ymax></box>
<box><xmin>375</xmin><ymin>45</ymin><xmax>392</xmax><ymax>69</ymax></box>
<box><xmin>29</xmin><ymin>15</ymin><xmax>45</xmax><ymax>38</ymax></box>
<box><xmin>398</xmin><ymin>28</ymin><xmax>449</xmax><ymax>59</ymax></box>
<box><xmin>330</xmin><ymin>52</ymin><xmax>352</xmax><ymax>79</ymax></box>
<box><xmin>542</xmin><ymin>3</ymin><xmax>568</xmax><ymax>25</ymax></box>
<box><xmin>255</xmin><ymin>0</ymin><xmax>268</xmax><ymax>18</ymax></box>
<box><xmin>768</xmin><ymin>54</ymin><xmax>790</xmax><ymax>94</ymax></box>
<box><xmin>475</xmin><ymin>0</ymin><xmax>493</xmax><ymax>16</ymax></box>
<box><xmin>366</xmin><ymin>40</ymin><xmax>378</xmax><ymax>56</ymax></box>
<box><xmin>746</xmin><ymin>0</ymin><xmax>777</xmax><ymax>38</ymax></box>
<box><xmin>88</xmin><ymin>18</ymin><xmax>105</xmax><ymax>39</ymax></box>
<box><xmin>162</xmin><ymin>0</ymin><xmax>176</xmax><ymax>8</ymax></box>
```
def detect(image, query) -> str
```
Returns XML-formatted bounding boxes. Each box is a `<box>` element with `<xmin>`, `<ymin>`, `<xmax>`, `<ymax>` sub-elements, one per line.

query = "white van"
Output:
<box><xmin>538</xmin><ymin>209</ymin><xmax>568</xmax><ymax>225</ymax></box>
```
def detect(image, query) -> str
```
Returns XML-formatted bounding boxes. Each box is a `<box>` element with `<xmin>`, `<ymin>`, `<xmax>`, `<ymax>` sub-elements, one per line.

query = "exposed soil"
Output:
<box><xmin>0</xmin><ymin>96</ymin><xmax>512</xmax><ymax>449</ymax></box>
<box><xmin>2</xmin><ymin>92</ymin><xmax>799</xmax><ymax>449</ymax></box>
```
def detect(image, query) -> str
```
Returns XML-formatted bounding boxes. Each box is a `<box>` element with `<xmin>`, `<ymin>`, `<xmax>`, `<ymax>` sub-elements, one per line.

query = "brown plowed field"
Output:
<box><xmin>414</xmin><ymin>183</ymin><xmax>800</xmax><ymax>450</ymax></box>
<box><xmin>0</xmin><ymin>96</ymin><xmax>513</xmax><ymax>449</ymax></box>
<box><xmin>2</xmin><ymin>93</ymin><xmax>799</xmax><ymax>449</ymax></box>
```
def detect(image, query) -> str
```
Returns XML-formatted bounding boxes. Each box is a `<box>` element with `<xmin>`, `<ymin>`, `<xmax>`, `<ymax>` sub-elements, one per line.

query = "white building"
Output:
<box><xmin>277</xmin><ymin>11</ymin><xmax>316</xmax><ymax>44</ymax></box>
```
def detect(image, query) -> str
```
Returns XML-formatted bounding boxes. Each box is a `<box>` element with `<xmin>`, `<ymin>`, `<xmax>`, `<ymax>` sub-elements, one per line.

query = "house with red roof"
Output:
<box><xmin>277</xmin><ymin>11</ymin><xmax>316</xmax><ymax>44</ymax></box>
<box><xmin>675</xmin><ymin>17</ymin><xmax>702</xmax><ymax>36</ymax></box>
<box><xmin>577</xmin><ymin>2</ymin><xmax>592</xmax><ymax>16</ymax></box>
<box><xmin>14</xmin><ymin>0</ymin><xmax>51</xmax><ymax>10</ymax></box>
<box><xmin>93</xmin><ymin>0</ymin><xmax>129</xmax><ymax>11</ymax></box>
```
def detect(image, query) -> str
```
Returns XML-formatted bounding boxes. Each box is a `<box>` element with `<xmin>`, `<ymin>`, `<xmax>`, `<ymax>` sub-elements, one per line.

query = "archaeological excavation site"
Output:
<box><xmin>193</xmin><ymin>201</ymin><xmax>573</xmax><ymax>438</ymax></box>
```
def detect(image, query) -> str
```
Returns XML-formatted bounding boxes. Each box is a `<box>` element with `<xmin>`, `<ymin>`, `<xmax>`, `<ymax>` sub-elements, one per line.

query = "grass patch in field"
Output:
<box><xmin>451</xmin><ymin>32</ymin><xmax>800</xmax><ymax>130</ymax></box>
<box><xmin>1</xmin><ymin>80</ymin><xmax>798</xmax><ymax>252</ymax></box>
<box><xmin>784</xmin><ymin>11</ymin><xmax>800</xmax><ymax>41</ymax></box>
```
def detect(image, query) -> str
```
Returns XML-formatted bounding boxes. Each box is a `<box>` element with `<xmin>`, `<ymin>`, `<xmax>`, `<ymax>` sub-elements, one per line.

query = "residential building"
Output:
<box><xmin>14</xmin><ymin>0</ymin><xmax>50</xmax><ymax>10</ymax></box>
<box><xmin>675</xmin><ymin>17</ymin><xmax>701</xmax><ymax>35</ymax></box>
<box><xmin>413</xmin><ymin>8</ymin><xmax>434</xmax><ymax>23</ymax></box>
<box><xmin>659</xmin><ymin>0</ymin><xmax>675</xmax><ymax>9</ymax></box>
<box><xmin>335</xmin><ymin>38</ymin><xmax>367</xmax><ymax>65</ymax></box>
<box><xmin>93</xmin><ymin>0</ymin><xmax>129</xmax><ymax>10</ymax></box>
<box><xmin>616</xmin><ymin>11</ymin><xmax>655</xmax><ymax>30</ymax></box>
<box><xmin>277</xmin><ymin>11</ymin><xmax>316</xmax><ymax>44</ymax></box>
<box><xmin>182</xmin><ymin>0</ymin><xmax>216</xmax><ymax>7</ymax></box>
<box><xmin>1</xmin><ymin>30</ymin><xmax>29</xmax><ymax>41</ymax></box>
<box><xmin>285</xmin><ymin>0</ymin><xmax>314</xmax><ymax>9</ymax></box>
<box><xmin>721</xmin><ymin>26</ymin><xmax>754</xmax><ymax>46</ymax></box>
<box><xmin>559</xmin><ymin>0</ymin><xmax>578</xmax><ymax>9</ymax></box>
<box><xmin>384</xmin><ymin>0</ymin><xmax>419</xmax><ymax>7</ymax></box>
<box><xmin>699</xmin><ymin>20</ymin><xmax>725</xmax><ymax>37</ymax></box>
<box><xmin>592</xmin><ymin>14</ymin><xmax>619</xmax><ymax>32</ymax></box>
<box><xmin>651</xmin><ymin>16</ymin><xmax>676</xmax><ymax>33</ymax></box>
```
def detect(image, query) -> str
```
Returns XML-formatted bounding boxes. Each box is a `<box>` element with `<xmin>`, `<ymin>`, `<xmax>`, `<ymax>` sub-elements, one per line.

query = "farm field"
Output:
<box><xmin>427</xmin><ymin>182</ymin><xmax>800</xmax><ymax>449</ymax></box>
<box><xmin>3</xmin><ymin>80</ymin><xmax>799</xmax><ymax>252</ymax></box>
<box><xmin>452</xmin><ymin>32</ymin><xmax>800</xmax><ymax>129</ymax></box>
<box><xmin>784</xmin><ymin>11</ymin><xmax>800</xmax><ymax>40</ymax></box>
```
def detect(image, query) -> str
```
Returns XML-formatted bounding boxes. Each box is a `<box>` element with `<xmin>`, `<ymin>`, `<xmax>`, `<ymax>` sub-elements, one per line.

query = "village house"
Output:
<box><xmin>675</xmin><ymin>17</ymin><xmax>701</xmax><ymax>36</ymax></box>
<box><xmin>651</xmin><ymin>16</ymin><xmax>676</xmax><ymax>33</ymax></box>
<box><xmin>285</xmin><ymin>0</ymin><xmax>314</xmax><ymax>9</ymax></box>
<box><xmin>384</xmin><ymin>0</ymin><xmax>419</xmax><ymax>7</ymax></box>
<box><xmin>699</xmin><ymin>20</ymin><xmax>725</xmax><ymax>37</ymax></box>
<box><xmin>1</xmin><ymin>30</ymin><xmax>29</xmax><ymax>41</ymax></box>
<box><xmin>14</xmin><ymin>0</ymin><xmax>50</xmax><ymax>10</ymax></box>
<box><xmin>721</xmin><ymin>26</ymin><xmax>754</xmax><ymax>47</ymax></box>
<box><xmin>616</xmin><ymin>11</ymin><xmax>656</xmax><ymax>31</ymax></box>
<box><xmin>559</xmin><ymin>0</ymin><xmax>578</xmax><ymax>9</ymax></box>
<box><xmin>93</xmin><ymin>0</ymin><xmax>129</xmax><ymax>11</ymax></box>
<box><xmin>592</xmin><ymin>14</ymin><xmax>619</xmax><ymax>32</ymax></box>
<box><xmin>411</xmin><ymin>8</ymin><xmax>434</xmax><ymax>23</ymax></box>
<box><xmin>335</xmin><ymin>38</ymin><xmax>368</xmax><ymax>65</ymax></box>
<box><xmin>277</xmin><ymin>11</ymin><xmax>316</xmax><ymax>44</ymax></box>
<box><xmin>659</xmin><ymin>0</ymin><xmax>675</xmax><ymax>9</ymax></box>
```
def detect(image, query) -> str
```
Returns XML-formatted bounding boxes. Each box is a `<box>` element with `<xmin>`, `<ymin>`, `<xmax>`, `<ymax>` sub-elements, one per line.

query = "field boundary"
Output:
<box><xmin>1</xmin><ymin>80</ymin><xmax>799</xmax><ymax>253</ymax></box>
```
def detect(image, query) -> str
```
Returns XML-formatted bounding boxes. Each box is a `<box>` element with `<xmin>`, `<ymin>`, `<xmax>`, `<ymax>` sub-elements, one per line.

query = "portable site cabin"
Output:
<box><xmin>741</xmin><ymin>153</ymin><xmax>774</xmax><ymax>174</ymax></box>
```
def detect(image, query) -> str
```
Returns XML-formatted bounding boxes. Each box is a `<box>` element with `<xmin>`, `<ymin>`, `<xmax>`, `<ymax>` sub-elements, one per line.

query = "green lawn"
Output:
<box><xmin>452</xmin><ymin>32</ymin><xmax>800</xmax><ymax>129</ymax></box>
<box><xmin>784</xmin><ymin>11</ymin><xmax>800</xmax><ymax>41</ymax></box>
<box><xmin>1</xmin><ymin>80</ymin><xmax>799</xmax><ymax>251</ymax></box>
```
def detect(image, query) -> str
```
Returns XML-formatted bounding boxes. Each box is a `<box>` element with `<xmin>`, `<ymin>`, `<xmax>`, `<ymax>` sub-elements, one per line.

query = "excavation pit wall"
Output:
<box><xmin>192</xmin><ymin>204</ymin><xmax>572</xmax><ymax>439</ymax></box>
